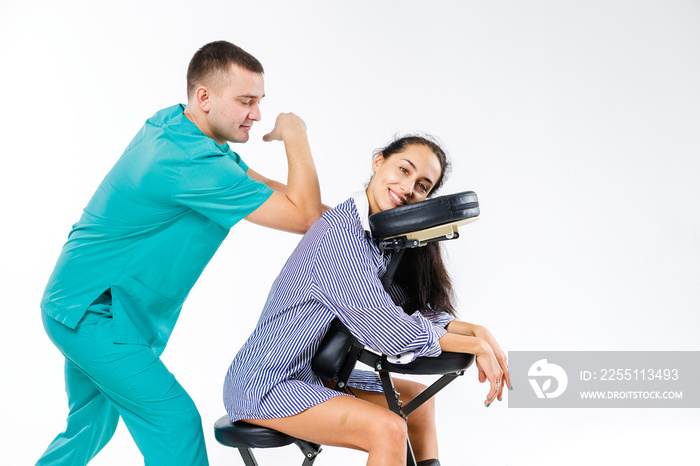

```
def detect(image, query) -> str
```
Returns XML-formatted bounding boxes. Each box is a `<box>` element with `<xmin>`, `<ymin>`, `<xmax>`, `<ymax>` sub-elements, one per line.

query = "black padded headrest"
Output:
<box><xmin>368</xmin><ymin>191</ymin><xmax>479</xmax><ymax>240</ymax></box>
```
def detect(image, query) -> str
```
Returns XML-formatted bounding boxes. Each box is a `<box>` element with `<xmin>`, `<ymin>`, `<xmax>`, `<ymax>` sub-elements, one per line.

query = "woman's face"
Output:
<box><xmin>366</xmin><ymin>144</ymin><xmax>443</xmax><ymax>214</ymax></box>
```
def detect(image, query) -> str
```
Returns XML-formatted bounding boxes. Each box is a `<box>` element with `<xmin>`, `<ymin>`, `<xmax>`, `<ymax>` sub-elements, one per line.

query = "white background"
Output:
<box><xmin>1</xmin><ymin>1</ymin><xmax>699</xmax><ymax>465</ymax></box>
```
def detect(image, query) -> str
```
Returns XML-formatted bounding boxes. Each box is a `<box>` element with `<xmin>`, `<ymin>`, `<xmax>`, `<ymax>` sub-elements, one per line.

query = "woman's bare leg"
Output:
<box><xmin>349</xmin><ymin>378</ymin><xmax>439</xmax><ymax>462</ymax></box>
<box><xmin>243</xmin><ymin>395</ymin><xmax>407</xmax><ymax>466</ymax></box>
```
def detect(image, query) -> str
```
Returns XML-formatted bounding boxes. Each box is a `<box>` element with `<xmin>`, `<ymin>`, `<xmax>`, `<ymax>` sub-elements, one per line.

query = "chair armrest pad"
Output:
<box><xmin>379</xmin><ymin>351</ymin><xmax>475</xmax><ymax>375</ymax></box>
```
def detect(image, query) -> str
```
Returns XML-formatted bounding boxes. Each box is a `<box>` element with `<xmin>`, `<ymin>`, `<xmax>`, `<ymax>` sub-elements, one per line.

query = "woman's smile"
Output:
<box><xmin>388</xmin><ymin>188</ymin><xmax>407</xmax><ymax>206</ymax></box>
<box><xmin>366</xmin><ymin>143</ymin><xmax>442</xmax><ymax>214</ymax></box>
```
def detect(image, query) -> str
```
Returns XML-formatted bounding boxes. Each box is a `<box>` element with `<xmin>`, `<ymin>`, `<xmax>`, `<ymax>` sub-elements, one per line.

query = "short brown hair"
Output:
<box><xmin>186</xmin><ymin>41</ymin><xmax>264</xmax><ymax>98</ymax></box>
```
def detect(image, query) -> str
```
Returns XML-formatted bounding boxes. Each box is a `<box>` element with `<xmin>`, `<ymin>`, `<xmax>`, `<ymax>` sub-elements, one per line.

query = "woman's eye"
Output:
<box><xmin>418</xmin><ymin>183</ymin><xmax>428</xmax><ymax>192</ymax></box>
<box><xmin>400</xmin><ymin>167</ymin><xmax>409</xmax><ymax>174</ymax></box>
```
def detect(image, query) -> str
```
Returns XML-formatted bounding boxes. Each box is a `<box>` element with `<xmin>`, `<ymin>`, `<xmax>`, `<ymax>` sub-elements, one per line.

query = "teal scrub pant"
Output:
<box><xmin>37</xmin><ymin>308</ymin><xmax>209</xmax><ymax>466</ymax></box>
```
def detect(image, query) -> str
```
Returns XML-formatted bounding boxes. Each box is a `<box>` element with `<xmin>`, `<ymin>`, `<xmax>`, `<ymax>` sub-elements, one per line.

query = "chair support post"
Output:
<box><xmin>401</xmin><ymin>372</ymin><xmax>461</xmax><ymax>417</ymax></box>
<box><xmin>379</xmin><ymin>371</ymin><xmax>403</xmax><ymax>417</ymax></box>
<box><xmin>293</xmin><ymin>439</ymin><xmax>322</xmax><ymax>466</ymax></box>
<box><xmin>406</xmin><ymin>439</ymin><xmax>418</xmax><ymax>466</ymax></box>
<box><xmin>379</xmin><ymin>371</ymin><xmax>418</xmax><ymax>466</ymax></box>
<box><xmin>380</xmin><ymin>246</ymin><xmax>406</xmax><ymax>288</ymax></box>
<box><xmin>238</xmin><ymin>448</ymin><xmax>259</xmax><ymax>466</ymax></box>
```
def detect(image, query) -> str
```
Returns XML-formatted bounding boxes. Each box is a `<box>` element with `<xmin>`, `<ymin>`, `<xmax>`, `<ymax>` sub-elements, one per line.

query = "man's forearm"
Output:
<box><xmin>282</xmin><ymin>132</ymin><xmax>322</xmax><ymax>222</ymax></box>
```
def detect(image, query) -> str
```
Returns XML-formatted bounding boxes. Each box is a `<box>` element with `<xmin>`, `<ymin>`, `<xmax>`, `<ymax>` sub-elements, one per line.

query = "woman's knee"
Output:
<box><xmin>386</xmin><ymin>414</ymin><xmax>408</xmax><ymax>442</ymax></box>
<box><xmin>368</xmin><ymin>411</ymin><xmax>407</xmax><ymax>447</ymax></box>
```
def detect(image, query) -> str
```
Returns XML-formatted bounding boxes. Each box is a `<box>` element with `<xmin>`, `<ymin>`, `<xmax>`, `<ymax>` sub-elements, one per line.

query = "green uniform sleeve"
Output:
<box><xmin>171</xmin><ymin>153</ymin><xmax>273</xmax><ymax>230</ymax></box>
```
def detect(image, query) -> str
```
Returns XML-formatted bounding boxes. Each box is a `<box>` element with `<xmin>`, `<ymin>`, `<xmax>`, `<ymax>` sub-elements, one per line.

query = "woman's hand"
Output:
<box><xmin>474</xmin><ymin>341</ymin><xmax>504</xmax><ymax>406</ymax></box>
<box><xmin>473</xmin><ymin>325</ymin><xmax>510</xmax><ymax>405</ymax></box>
<box><xmin>438</xmin><ymin>327</ymin><xmax>510</xmax><ymax>406</ymax></box>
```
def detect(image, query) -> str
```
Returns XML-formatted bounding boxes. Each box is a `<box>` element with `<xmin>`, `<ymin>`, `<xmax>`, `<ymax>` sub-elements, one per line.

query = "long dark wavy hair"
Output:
<box><xmin>372</xmin><ymin>135</ymin><xmax>457</xmax><ymax>317</ymax></box>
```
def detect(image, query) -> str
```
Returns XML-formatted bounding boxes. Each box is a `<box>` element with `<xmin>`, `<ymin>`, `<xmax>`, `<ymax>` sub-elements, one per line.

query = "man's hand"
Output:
<box><xmin>245</xmin><ymin>111</ymin><xmax>322</xmax><ymax>234</ymax></box>
<box><xmin>263</xmin><ymin>113</ymin><xmax>307</xmax><ymax>142</ymax></box>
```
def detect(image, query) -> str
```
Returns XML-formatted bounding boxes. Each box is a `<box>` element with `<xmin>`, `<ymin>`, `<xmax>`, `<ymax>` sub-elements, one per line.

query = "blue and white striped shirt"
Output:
<box><xmin>223</xmin><ymin>193</ymin><xmax>454</xmax><ymax>422</ymax></box>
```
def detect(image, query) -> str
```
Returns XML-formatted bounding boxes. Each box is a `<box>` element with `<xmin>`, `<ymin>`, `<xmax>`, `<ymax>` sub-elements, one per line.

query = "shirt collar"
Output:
<box><xmin>352</xmin><ymin>190</ymin><xmax>371</xmax><ymax>234</ymax></box>
<box><xmin>176</xmin><ymin>104</ymin><xmax>231</xmax><ymax>153</ymax></box>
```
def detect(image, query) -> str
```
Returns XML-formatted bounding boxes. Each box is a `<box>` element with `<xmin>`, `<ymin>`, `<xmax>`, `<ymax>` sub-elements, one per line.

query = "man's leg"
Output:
<box><xmin>41</xmin><ymin>311</ymin><xmax>208</xmax><ymax>466</ymax></box>
<box><xmin>90</xmin><ymin>348</ymin><xmax>208</xmax><ymax>466</ymax></box>
<box><xmin>36</xmin><ymin>360</ymin><xmax>120</xmax><ymax>465</ymax></box>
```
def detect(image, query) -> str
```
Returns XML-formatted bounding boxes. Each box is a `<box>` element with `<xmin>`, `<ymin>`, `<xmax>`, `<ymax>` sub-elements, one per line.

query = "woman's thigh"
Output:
<box><xmin>333</xmin><ymin>377</ymin><xmax>430</xmax><ymax>414</ymax></box>
<box><xmin>244</xmin><ymin>394</ymin><xmax>406</xmax><ymax>452</ymax></box>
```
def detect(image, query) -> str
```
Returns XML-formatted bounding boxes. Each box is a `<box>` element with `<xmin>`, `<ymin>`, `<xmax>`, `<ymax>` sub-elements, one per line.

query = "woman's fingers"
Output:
<box><xmin>475</xmin><ymin>344</ymin><xmax>505</xmax><ymax>406</ymax></box>
<box><xmin>484</xmin><ymin>368</ymin><xmax>503</xmax><ymax>406</ymax></box>
<box><xmin>477</xmin><ymin>365</ymin><xmax>487</xmax><ymax>384</ymax></box>
<box><xmin>496</xmin><ymin>353</ymin><xmax>510</xmax><ymax>400</ymax></box>
<box><xmin>502</xmin><ymin>365</ymin><xmax>512</xmax><ymax>394</ymax></box>
<box><xmin>472</xmin><ymin>326</ymin><xmax>511</xmax><ymax>404</ymax></box>
<box><xmin>485</xmin><ymin>375</ymin><xmax>502</xmax><ymax>406</ymax></box>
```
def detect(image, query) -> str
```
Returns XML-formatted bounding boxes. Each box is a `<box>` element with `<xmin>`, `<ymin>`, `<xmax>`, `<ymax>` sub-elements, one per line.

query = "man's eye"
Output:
<box><xmin>241</xmin><ymin>101</ymin><xmax>251</xmax><ymax>106</ymax></box>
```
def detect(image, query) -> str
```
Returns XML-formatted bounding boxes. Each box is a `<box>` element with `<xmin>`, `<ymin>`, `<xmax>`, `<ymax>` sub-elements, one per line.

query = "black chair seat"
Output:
<box><xmin>214</xmin><ymin>416</ymin><xmax>297</xmax><ymax>449</ymax></box>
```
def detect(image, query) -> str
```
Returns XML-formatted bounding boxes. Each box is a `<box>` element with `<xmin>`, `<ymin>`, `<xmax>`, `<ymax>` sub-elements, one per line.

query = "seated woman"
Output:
<box><xmin>224</xmin><ymin>135</ymin><xmax>510</xmax><ymax>466</ymax></box>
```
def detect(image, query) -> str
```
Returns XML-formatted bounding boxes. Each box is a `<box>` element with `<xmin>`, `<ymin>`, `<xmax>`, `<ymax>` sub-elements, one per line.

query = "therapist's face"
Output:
<box><xmin>366</xmin><ymin>144</ymin><xmax>443</xmax><ymax>215</ymax></box>
<box><xmin>203</xmin><ymin>64</ymin><xmax>265</xmax><ymax>144</ymax></box>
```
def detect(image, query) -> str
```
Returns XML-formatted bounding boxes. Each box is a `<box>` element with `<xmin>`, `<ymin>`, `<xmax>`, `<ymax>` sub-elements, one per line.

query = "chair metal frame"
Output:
<box><xmin>314</xmin><ymin>319</ymin><xmax>473</xmax><ymax>466</ymax></box>
<box><xmin>214</xmin><ymin>192</ymin><xmax>479</xmax><ymax>465</ymax></box>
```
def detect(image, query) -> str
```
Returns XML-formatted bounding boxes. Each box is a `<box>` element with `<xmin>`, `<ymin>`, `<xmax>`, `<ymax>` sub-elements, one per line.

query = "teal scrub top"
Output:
<box><xmin>41</xmin><ymin>104</ymin><xmax>273</xmax><ymax>352</ymax></box>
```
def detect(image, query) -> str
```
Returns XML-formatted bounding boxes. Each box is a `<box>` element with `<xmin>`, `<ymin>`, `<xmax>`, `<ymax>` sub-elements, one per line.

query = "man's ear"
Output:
<box><xmin>194</xmin><ymin>86</ymin><xmax>212</xmax><ymax>112</ymax></box>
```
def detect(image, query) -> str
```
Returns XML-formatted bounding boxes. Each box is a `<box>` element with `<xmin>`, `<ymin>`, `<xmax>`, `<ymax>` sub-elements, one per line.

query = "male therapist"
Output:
<box><xmin>37</xmin><ymin>41</ymin><xmax>323</xmax><ymax>466</ymax></box>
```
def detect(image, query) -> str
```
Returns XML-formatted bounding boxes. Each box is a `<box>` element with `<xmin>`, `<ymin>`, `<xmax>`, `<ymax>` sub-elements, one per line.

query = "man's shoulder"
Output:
<box><xmin>145</xmin><ymin>104</ymin><xmax>185</xmax><ymax>127</ymax></box>
<box><xmin>133</xmin><ymin>104</ymin><xmax>230</xmax><ymax>161</ymax></box>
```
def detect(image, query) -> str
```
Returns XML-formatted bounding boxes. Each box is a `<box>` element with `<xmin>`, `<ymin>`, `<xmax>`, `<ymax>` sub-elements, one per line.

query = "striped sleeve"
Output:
<box><xmin>309</xmin><ymin>224</ymin><xmax>443</xmax><ymax>361</ymax></box>
<box><xmin>414</xmin><ymin>310</ymin><xmax>455</xmax><ymax>329</ymax></box>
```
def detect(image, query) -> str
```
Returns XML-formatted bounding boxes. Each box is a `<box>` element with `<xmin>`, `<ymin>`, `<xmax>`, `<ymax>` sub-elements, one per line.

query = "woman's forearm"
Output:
<box><xmin>438</xmin><ymin>332</ymin><xmax>488</xmax><ymax>356</ymax></box>
<box><xmin>445</xmin><ymin>320</ymin><xmax>481</xmax><ymax>337</ymax></box>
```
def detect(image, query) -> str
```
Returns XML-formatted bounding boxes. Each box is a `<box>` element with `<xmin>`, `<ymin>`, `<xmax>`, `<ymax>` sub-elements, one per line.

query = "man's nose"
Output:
<box><xmin>249</xmin><ymin>103</ymin><xmax>261</xmax><ymax>121</ymax></box>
